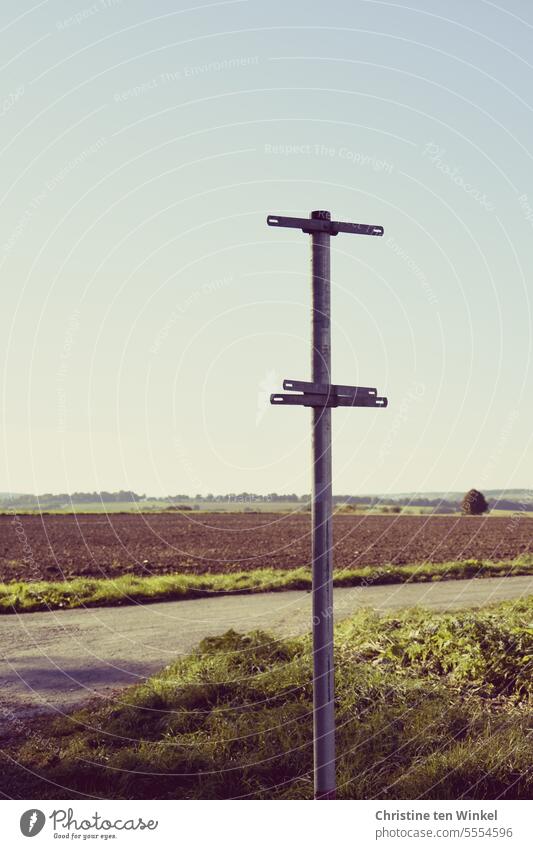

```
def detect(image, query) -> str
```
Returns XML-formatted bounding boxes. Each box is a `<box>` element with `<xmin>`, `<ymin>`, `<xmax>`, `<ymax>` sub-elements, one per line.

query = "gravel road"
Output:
<box><xmin>1</xmin><ymin>575</ymin><xmax>531</xmax><ymax>724</ymax></box>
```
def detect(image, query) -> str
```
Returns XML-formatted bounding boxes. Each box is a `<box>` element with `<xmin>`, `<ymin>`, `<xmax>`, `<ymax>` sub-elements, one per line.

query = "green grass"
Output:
<box><xmin>6</xmin><ymin>498</ymin><xmax>531</xmax><ymax>516</ymax></box>
<box><xmin>1</xmin><ymin>555</ymin><xmax>532</xmax><ymax>614</ymax></box>
<box><xmin>3</xmin><ymin>495</ymin><xmax>532</xmax><ymax>515</ymax></box>
<box><xmin>3</xmin><ymin>597</ymin><xmax>531</xmax><ymax>799</ymax></box>
<box><xmin>0</xmin><ymin>499</ymin><xmax>177</xmax><ymax>514</ymax></box>
<box><xmin>0</xmin><ymin>500</ymin><xmax>309</xmax><ymax>515</ymax></box>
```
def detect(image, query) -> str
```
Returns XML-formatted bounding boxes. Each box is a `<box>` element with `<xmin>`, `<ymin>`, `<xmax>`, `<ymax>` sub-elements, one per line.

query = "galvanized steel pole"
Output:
<box><xmin>310</xmin><ymin>211</ymin><xmax>336</xmax><ymax>799</ymax></box>
<box><xmin>267</xmin><ymin>209</ymin><xmax>386</xmax><ymax>801</ymax></box>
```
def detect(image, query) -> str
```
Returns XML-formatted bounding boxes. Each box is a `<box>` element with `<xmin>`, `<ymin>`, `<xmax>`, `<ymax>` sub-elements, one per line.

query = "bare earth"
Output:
<box><xmin>1</xmin><ymin>575</ymin><xmax>531</xmax><ymax>725</ymax></box>
<box><xmin>1</xmin><ymin>513</ymin><xmax>531</xmax><ymax>581</ymax></box>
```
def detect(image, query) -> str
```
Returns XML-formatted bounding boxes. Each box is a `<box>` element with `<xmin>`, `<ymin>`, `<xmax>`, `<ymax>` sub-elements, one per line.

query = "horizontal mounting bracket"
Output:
<box><xmin>271</xmin><ymin>378</ymin><xmax>387</xmax><ymax>408</ymax></box>
<box><xmin>267</xmin><ymin>214</ymin><xmax>384</xmax><ymax>238</ymax></box>
<box><xmin>271</xmin><ymin>393</ymin><xmax>387</xmax><ymax>408</ymax></box>
<box><xmin>283</xmin><ymin>379</ymin><xmax>377</xmax><ymax>399</ymax></box>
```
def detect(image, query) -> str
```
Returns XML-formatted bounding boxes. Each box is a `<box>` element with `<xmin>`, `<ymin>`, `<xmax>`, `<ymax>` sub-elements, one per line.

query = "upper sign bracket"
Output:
<box><xmin>266</xmin><ymin>215</ymin><xmax>384</xmax><ymax>238</ymax></box>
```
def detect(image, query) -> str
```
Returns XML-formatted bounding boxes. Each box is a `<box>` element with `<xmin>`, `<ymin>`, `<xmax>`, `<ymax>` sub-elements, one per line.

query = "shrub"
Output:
<box><xmin>462</xmin><ymin>488</ymin><xmax>489</xmax><ymax>515</ymax></box>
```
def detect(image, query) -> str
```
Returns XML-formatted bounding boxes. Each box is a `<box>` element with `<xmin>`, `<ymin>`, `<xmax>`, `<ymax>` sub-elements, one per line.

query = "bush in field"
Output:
<box><xmin>462</xmin><ymin>488</ymin><xmax>489</xmax><ymax>515</ymax></box>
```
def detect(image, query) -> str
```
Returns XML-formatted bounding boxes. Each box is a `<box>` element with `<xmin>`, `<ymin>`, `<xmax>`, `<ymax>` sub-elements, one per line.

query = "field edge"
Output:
<box><xmin>1</xmin><ymin>555</ymin><xmax>532</xmax><ymax>614</ymax></box>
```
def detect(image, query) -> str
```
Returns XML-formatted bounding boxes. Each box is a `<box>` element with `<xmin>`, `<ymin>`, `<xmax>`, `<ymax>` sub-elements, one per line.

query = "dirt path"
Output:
<box><xmin>1</xmin><ymin>575</ymin><xmax>531</xmax><ymax>724</ymax></box>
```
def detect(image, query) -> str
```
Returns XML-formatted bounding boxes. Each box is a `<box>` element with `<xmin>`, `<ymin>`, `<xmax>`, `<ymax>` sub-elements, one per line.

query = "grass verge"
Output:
<box><xmin>2</xmin><ymin>597</ymin><xmax>531</xmax><ymax>799</ymax></box>
<box><xmin>1</xmin><ymin>555</ymin><xmax>532</xmax><ymax>614</ymax></box>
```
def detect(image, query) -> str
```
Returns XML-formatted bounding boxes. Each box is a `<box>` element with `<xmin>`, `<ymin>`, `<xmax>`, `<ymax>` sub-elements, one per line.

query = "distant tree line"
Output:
<box><xmin>4</xmin><ymin>491</ymin><xmax>144</xmax><ymax>508</ymax></box>
<box><xmin>2</xmin><ymin>489</ymin><xmax>532</xmax><ymax>512</ymax></box>
<box><xmin>161</xmin><ymin>493</ymin><xmax>304</xmax><ymax>503</ymax></box>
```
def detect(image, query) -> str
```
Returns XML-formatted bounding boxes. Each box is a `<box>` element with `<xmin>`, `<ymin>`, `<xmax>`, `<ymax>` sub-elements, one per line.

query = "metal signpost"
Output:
<box><xmin>267</xmin><ymin>210</ymin><xmax>387</xmax><ymax>800</ymax></box>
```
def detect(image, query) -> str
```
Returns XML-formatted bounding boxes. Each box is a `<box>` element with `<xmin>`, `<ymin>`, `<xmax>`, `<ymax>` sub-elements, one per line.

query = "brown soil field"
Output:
<box><xmin>0</xmin><ymin>513</ymin><xmax>531</xmax><ymax>583</ymax></box>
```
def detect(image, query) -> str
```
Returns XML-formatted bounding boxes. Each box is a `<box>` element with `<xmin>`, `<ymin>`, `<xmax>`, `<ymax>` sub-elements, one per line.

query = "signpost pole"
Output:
<box><xmin>266</xmin><ymin>209</ymin><xmax>386</xmax><ymax>801</ymax></box>
<box><xmin>310</xmin><ymin>211</ymin><xmax>336</xmax><ymax>799</ymax></box>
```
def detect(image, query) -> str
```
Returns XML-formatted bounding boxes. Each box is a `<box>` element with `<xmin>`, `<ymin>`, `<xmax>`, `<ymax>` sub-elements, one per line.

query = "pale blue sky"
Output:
<box><xmin>1</xmin><ymin>0</ymin><xmax>532</xmax><ymax>496</ymax></box>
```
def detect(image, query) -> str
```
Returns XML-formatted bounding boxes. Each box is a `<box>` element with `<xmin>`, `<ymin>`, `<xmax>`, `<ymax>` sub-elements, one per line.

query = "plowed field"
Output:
<box><xmin>1</xmin><ymin>513</ymin><xmax>531</xmax><ymax>583</ymax></box>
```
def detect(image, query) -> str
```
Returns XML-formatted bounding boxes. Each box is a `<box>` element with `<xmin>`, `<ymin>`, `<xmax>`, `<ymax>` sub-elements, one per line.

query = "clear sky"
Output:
<box><xmin>1</xmin><ymin>0</ymin><xmax>532</xmax><ymax>497</ymax></box>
